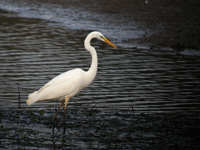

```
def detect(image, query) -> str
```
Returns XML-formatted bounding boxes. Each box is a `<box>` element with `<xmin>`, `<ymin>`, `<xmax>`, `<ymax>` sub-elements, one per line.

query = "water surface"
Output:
<box><xmin>0</xmin><ymin>0</ymin><xmax>200</xmax><ymax>149</ymax></box>
<box><xmin>0</xmin><ymin>11</ymin><xmax>199</xmax><ymax>112</ymax></box>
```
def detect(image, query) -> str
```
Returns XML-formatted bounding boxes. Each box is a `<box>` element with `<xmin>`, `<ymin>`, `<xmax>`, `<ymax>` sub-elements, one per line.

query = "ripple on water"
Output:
<box><xmin>0</xmin><ymin>6</ymin><xmax>200</xmax><ymax>114</ymax></box>
<box><xmin>0</xmin><ymin>2</ymin><xmax>200</xmax><ymax>150</ymax></box>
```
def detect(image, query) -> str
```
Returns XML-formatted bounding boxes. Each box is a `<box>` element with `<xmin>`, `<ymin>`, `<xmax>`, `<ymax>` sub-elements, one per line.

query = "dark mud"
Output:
<box><xmin>0</xmin><ymin>108</ymin><xmax>200</xmax><ymax>150</ymax></box>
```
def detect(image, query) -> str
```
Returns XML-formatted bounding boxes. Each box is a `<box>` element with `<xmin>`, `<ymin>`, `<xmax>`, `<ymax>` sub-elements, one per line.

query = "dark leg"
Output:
<box><xmin>53</xmin><ymin>99</ymin><xmax>65</xmax><ymax>121</ymax></box>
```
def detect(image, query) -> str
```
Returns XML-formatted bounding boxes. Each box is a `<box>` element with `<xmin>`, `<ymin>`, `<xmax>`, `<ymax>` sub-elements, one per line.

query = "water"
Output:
<box><xmin>0</xmin><ymin>0</ymin><xmax>146</xmax><ymax>48</ymax></box>
<box><xmin>0</xmin><ymin>0</ymin><xmax>200</xmax><ymax>149</ymax></box>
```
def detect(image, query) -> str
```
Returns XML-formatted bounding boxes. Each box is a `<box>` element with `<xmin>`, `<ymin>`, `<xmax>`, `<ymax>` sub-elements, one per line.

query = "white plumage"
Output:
<box><xmin>27</xmin><ymin>69</ymin><xmax>85</xmax><ymax>105</ymax></box>
<box><xmin>26</xmin><ymin>31</ymin><xmax>117</xmax><ymax>109</ymax></box>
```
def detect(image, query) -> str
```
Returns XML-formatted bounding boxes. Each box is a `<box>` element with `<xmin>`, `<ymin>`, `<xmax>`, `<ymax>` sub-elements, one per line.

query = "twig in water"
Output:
<box><xmin>17</xmin><ymin>83</ymin><xmax>21</xmax><ymax>109</ymax></box>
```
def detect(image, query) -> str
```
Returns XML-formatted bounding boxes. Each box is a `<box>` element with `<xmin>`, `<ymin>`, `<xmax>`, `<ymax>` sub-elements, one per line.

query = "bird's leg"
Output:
<box><xmin>58</xmin><ymin>99</ymin><xmax>65</xmax><ymax>111</ymax></box>
<box><xmin>53</xmin><ymin>99</ymin><xmax>65</xmax><ymax>121</ymax></box>
<box><xmin>62</xmin><ymin>96</ymin><xmax>69</xmax><ymax>122</ymax></box>
<box><xmin>64</xmin><ymin>96</ymin><xmax>69</xmax><ymax>112</ymax></box>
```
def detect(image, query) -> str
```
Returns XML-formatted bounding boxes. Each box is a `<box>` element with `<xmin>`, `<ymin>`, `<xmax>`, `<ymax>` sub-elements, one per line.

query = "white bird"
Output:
<box><xmin>26</xmin><ymin>31</ymin><xmax>117</xmax><ymax>111</ymax></box>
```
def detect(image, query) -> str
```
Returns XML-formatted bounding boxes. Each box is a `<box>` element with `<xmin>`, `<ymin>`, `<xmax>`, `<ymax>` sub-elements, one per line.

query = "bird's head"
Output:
<box><xmin>95</xmin><ymin>32</ymin><xmax>117</xmax><ymax>49</ymax></box>
<box><xmin>86</xmin><ymin>31</ymin><xmax>117</xmax><ymax>49</ymax></box>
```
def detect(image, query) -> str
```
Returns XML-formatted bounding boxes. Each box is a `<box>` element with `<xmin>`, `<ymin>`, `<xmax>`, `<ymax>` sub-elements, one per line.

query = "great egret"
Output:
<box><xmin>26</xmin><ymin>31</ymin><xmax>117</xmax><ymax>111</ymax></box>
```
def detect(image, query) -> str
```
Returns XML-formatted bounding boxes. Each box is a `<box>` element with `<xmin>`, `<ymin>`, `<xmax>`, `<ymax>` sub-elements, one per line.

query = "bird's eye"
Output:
<box><xmin>100</xmin><ymin>35</ymin><xmax>104</xmax><ymax>40</ymax></box>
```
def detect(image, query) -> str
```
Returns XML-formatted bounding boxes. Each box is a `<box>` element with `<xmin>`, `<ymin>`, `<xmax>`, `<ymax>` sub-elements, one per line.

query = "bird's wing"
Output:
<box><xmin>27</xmin><ymin>68</ymin><xmax>85</xmax><ymax>104</ymax></box>
<box><xmin>37</xmin><ymin>68</ymin><xmax>84</xmax><ymax>94</ymax></box>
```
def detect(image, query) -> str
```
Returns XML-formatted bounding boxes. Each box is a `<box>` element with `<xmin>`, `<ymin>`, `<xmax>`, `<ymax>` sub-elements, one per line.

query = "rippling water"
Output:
<box><xmin>0</xmin><ymin>0</ymin><xmax>200</xmax><ymax>149</ymax></box>
<box><xmin>0</xmin><ymin>9</ymin><xmax>199</xmax><ymax>112</ymax></box>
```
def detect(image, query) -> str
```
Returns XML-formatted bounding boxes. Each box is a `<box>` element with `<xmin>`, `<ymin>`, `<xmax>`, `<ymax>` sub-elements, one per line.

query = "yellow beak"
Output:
<box><xmin>102</xmin><ymin>37</ymin><xmax>117</xmax><ymax>49</ymax></box>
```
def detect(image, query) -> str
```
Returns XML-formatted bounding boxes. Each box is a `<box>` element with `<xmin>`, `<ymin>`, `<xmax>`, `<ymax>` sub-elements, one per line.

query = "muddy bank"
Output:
<box><xmin>31</xmin><ymin>0</ymin><xmax>200</xmax><ymax>50</ymax></box>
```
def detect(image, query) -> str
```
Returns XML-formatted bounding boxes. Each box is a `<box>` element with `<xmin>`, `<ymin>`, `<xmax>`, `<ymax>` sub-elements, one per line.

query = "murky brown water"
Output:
<box><xmin>0</xmin><ymin>0</ymin><xmax>200</xmax><ymax>149</ymax></box>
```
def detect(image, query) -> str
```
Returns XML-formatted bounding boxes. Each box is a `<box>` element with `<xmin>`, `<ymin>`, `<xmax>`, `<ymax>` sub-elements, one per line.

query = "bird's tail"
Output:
<box><xmin>26</xmin><ymin>91</ymin><xmax>39</xmax><ymax>105</ymax></box>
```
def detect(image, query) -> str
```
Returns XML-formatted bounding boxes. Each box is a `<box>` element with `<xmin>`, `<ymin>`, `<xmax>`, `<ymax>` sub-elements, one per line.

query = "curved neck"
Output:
<box><xmin>84</xmin><ymin>34</ymin><xmax>98</xmax><ymax>85</ymax></box>
<box><xmin>88</xmin><ymin>47</ymin><xmax>98</xmax><ymax>75</ymax></box>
